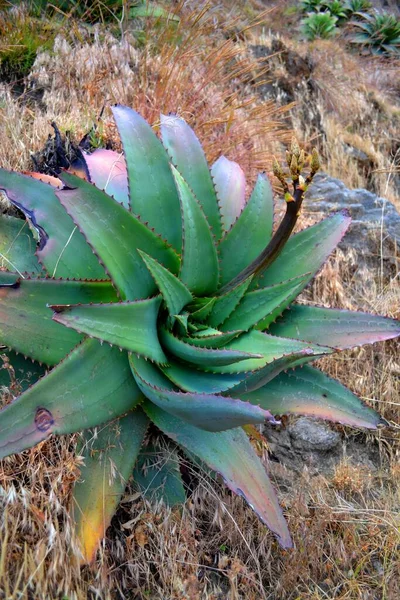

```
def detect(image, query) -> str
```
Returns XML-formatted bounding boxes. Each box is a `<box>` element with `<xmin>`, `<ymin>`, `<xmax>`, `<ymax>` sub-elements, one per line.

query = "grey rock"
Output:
<box><xmin>287</xmin><ymin>417</ymin><xmax>341</xmax><ymax>452</ymax></box>
<box><xmin>342</xmin><ymin>144</ymin><xmax>371</xmax><ymax>166</ymax></box>
<box><xmin>264</xmin><ymin>417</ymin><xmax>342</xmax><ymax>474</ymax></box>
<box><xmin>264</xmin><ymin>417</ymin><xmax>382</xmax><ymax>475</ymax></box>
<box><xmin>371</xmin><ymin>559</ymin><xmax>384</xmax><ymax>576</ymax></box>
<box><xmin>305</xmin><ymin>173</ymin><xmax>400</xmax><ymax>250</ymax></box>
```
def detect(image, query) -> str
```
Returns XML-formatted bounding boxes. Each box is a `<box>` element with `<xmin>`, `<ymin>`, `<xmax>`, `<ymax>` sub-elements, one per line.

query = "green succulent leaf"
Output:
<box><xmin>182</xmin><ymin>330</ymin><xmax>242</xmax><ymax>348</ymax></box>
<box><xmin>174</xmin><ymin>313</ymin><xmax>189</xmax><ymax>335</ymax></box>
<box><xmin>240</xmin><ymin>365</ymin><xmax>384</xmax><ymax>429</ymax></box>
<box><xmin>189</xmin><ymin>297</ymin><xmax>217</xmax><ymax>321</ymax></box>
<box><xmin>211</xmin><ymin>156</ymin><xmax>246</xmax><ymax>233</ymax></box>
<box><xmin>0</xmin><ymin>274</ymin><xmax>118</xmax><ymax>365</ymax></box>
<box><xmin>269</xmin><ymin>305</ymin><xmax>400</xmax><ymax>349</ymax></box>
<box><xmin>209</xmin><ymin>330</ymin><xmax>332</xmax><ymax>375</ymax></box>
<box><xmin>207</xmin><ymin>277</ymin><xmax>253</xmax><ymax>328</ymax></box>
<box><xmin>0</xmin><ymin>170</ymin><xmax>106</xmax><ymax>279</ymax></box>
<box><xmin>0</xmin><ymin>339</ymin><xmax>143</xmax><ymax>460</ymax></box>
<box><xmin>56</xmin><ymin>172</ymin><xmax>180</xmax><ymax>301</ymax></box>
<box><xmin>111</xmin><ymin>106</ymin><xmax>182</xmax><ymax>253</ymax></box>
<box><xmin>143</xmin><ymin>403</ymin><xmax>292</xmax><ymax>549</ymax></box>
<box><xmin>160</xmin><ymin>114</ymin><xmax>222</xmax><ymax>239</ymax></box>
<box><xmin>220</xmin><ymin>274</ymin><xmax>309</xmax><ymax>332</ymax></box>
<box><xmin>73</xmin><ymin>409</ymin><xmax>149</xmax><ymax>563</ymax></box>
<box><xmin>252</xmin><ymin>211</ymin><xmax>351</xmax><ymax>289</ymax></box>
<box><xmin>130</xmin><ymin>355</ymin><xmax>274</xmax><ymax>431</ymax></box>
<box><xmin>159</xmin><ymin>327</ymin><xmax>262</xmax><ymax>367</ymax></box>
<box><xmin>138</xmin><ymin>250</ymin><xmax>192</xmax><ymax>318</ymax></box>
<box><xmin>218</xmin><ymin>173</ymin><xmax>274</xmax><ymax>286</ymax></box>
<box><xmin>51</xmin><ymin>297</ymin><xmax>166</xmax><ymax>363</ymax></box>
<box><xmin>172</xmin><ymin>166</ymin><xmax>219</xmax><ymax>296</ymax></box>
<box><xmin>228</xmin><ymin>346</ymin><xmax>331</xmax><ymax>394</ymax></box>
<box><xmin>0</xmin><ymin>215</ymin><xmax>42</xmax><ymax>275</ymax></box>
<box><xmin>132</xmin><ymin>442</ymin><xmax>186</xmax><ymax>507</ymax></box>
<box><xmin>161</xmin><ymin>359</ymin><xmax>247</xmax><ymax>394</ymax></box>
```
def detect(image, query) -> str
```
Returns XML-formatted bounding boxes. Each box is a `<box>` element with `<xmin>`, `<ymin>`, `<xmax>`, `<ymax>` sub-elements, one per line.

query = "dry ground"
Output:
<box><xmin>0</xmin><ymin>2</ymin><xmax>399</xmax><ymax>599</ymax></box>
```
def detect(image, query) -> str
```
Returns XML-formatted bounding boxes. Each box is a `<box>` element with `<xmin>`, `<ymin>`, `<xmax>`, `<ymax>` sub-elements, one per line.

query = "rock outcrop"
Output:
<box><xmin>306</xmin><ymin>173</ymin><xmax>400</xmax><ymax>249</ymax></box>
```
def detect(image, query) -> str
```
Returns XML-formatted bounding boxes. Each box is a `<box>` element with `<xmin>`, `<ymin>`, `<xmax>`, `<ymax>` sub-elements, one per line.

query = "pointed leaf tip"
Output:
<box><xmin>253</xmin><ymin>211</ymin><xmax>351</xmax><ymax>290</ymax></box>
<box><xmin>0</xmin><ymin>276</ymin><xmax>118</xmax><ymax>365</ymax></box>
<box><xmin>51</xmin><ymin>298</ymin><xmax>167</xmax><ymax>364</ymax></box>
<box><xmin>161</xmin><ymin>114</ymin><xmax>222</xmax><ymax>239</ymax></box>
<box><xmin>138</xmin><ymin>249</ymin><xmax>192</xmax><ymax>317</ymax></box>
<box><xmin>144</xmin><ymin>403</ymin><xmax>292</xmax><ymax>548</ymax></box>
<box><xmin>111</xmin><ymin>106</ymin><xmax>182</xmax><ymax>252</ymax></box>
<box><xmin>270</xmin><ymin>305</ymin><xmax>400</xmax><ymax>350</ymax></box>
<box><xmin>242</xmin><ymin>365</ymin><xmax>384</xmax><ymax>429</ymax></box>
<box><xmin>211</xmin><ymin>156</ymin><xmax>246</xmax><ymax>233</ymax></box>
<box><xmin>82</xmin><ymin>149</ymin><xmax>129</xmax><ymax>208</ymax></box>
<box><xmin>218</xmin><ymin>173</ymin><xmax>274</xmax><ymax>287</ymax></box>
<box><xmin>171</xmin><ymin>166</ymin><xmax>219</xmax><ymax>295</ymax></box>
<box><xmin>73</xmin><ymin>410</ymin><xmax>149</xmax><ymax>563</ymax></box>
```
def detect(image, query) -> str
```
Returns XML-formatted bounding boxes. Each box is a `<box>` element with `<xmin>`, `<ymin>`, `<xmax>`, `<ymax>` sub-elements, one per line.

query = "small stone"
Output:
<box><xmin>288</xmin><ymin>417</ymin><xmax>341</xmax><ymax>452</ymax></box>
<box><xmin>372</xmin><ymin>559</ymin><xmax>384</xmax><ymax>576</ymax></box>
<box><xmin>343</xmin><ymin>144</ymin><xmax>371</xmax><ymax>166</ymax></box>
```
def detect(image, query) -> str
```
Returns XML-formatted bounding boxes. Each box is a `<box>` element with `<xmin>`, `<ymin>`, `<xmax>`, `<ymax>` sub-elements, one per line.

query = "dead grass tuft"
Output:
<box><xmin>0</xmin><ymin>2</ymin><xmax>291</xmax><ymax>186</ymax></box>
<box><xmin>246</xmin><ymin>26</ymin><xmax>400</xmax><ymax>211</ymax></box>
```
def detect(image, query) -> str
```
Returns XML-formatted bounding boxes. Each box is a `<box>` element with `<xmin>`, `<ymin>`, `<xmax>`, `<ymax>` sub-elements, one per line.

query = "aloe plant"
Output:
<box><xmin>350</xmin><ymin>12</ymin><xmax>400</xmax><ymax>56</ymax></box>
<box><xmin>300</xmin><ymin>0</ymin><xmax>326</xmax><ymax>12</ymax></box>
<box><xmin>322</xmin><ymin>0</ymin><xmax>347</xmax><ymax>20</ymax></box>
<box><xmin>301</xmin><ymin>12</ymin><xmax>339</xmax><ymax>40</ymax></box>
<box><xmin>344</xmin><ymin>0</ymin><xmax>372</xmax><ymax>17</ymax></box>
<box><xmin>0</xmin><ymin>107</ymin><xmax>399</xmax><ymax>562</ymax></box>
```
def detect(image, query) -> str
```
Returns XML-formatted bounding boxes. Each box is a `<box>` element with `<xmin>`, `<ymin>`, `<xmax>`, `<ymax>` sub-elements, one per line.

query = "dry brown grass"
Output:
<box><xmin>0</xmin><ymin>2</ymin><xmax>400</xmax><ymax>599</ymax></box>
<box><xmin>0</xmin><ymin>2</ymin><xmax>291</xmax><ymax>183</ymax></box>
<box><xmin>246</xmin><ymin>21</ymin><xmax>400</xmax><ymax>211</ymax></box>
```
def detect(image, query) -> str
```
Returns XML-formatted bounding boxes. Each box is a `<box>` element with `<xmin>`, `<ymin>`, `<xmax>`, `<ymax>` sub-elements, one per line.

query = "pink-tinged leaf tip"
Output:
<box><xmin>211</xmin><ymin>156</ymin><xmax>246</xmax><ymax>232</ymax></box>
<box><xmin>81</xmin><ymin>149</ymin><xmax>129</xmax><ymax>208</ymax></box>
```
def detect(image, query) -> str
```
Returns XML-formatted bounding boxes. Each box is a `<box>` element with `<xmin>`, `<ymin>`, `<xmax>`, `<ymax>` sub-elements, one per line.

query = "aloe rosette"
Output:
<box><xmin>0</xmin><ymin>106</ymin><xmax>399</xmax><ymax>561</ymax></box>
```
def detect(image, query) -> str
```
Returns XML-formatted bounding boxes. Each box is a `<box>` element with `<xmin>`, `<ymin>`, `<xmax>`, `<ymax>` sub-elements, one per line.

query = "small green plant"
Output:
<box><xmin>0</xmin><ymin>107</ymin><xmax>399</xmax><ymax>563</ymax></box>
<box><xmin>300</xmin><ymin>0</ymin><xmax>372</xmax><ymax>25</ymax></box>
<box><xmin>300</xmin><ymin>0</ymin><xmax>325</xmax><ymax>12</ymax></box>
<box><xmin>350</xmin><ymin>12</ymin><xmax>400</xmax><ymax>55</ymax></box>
<box><xmin>301</xmin><ymin>11</ymin><xmax>339</xmax><ymax>40</ymax></box>
<box><xmin>344</xmin><ymin>0</ymin><xmax>372</xmax><ymax>17</ymax></box>
<box><xmin>322</xmin><ymin>0</ymin><xmax>347</xmax><ymax>21</ymax></box>
<box><xmin>130</xmin><ymin>1</ymin><xmax>180</xmax><ymax>22</ymax></box>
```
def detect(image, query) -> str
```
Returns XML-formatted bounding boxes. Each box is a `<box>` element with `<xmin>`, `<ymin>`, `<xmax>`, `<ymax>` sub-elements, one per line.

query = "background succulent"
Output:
<box><xmin>300</xmin><ymin>0</ymin><xmax>326</xmax><ymax>12</ymax></box>
<box><xmin>0</xmin><ymin>106</ymin><xmax>399</xmax><ymax>562</ymax></box>
<box><xmin>350</xmin><ymin>12</ymin><xmax>400</xmax><ymax>55</ymax></box>
<box><xmin>344</xmin><ymin>0</ymin><xmax>372</xmax><ymax>18</ymax></box>
<box><xmin>321</xmin><ymin>0</ymin><xmax>348</xmax><ymax>21</ymax></box>
<box><xmin>300</xmin><ymin>11</ymin><xmax>339</xmax><ymax>40</ymax></box>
